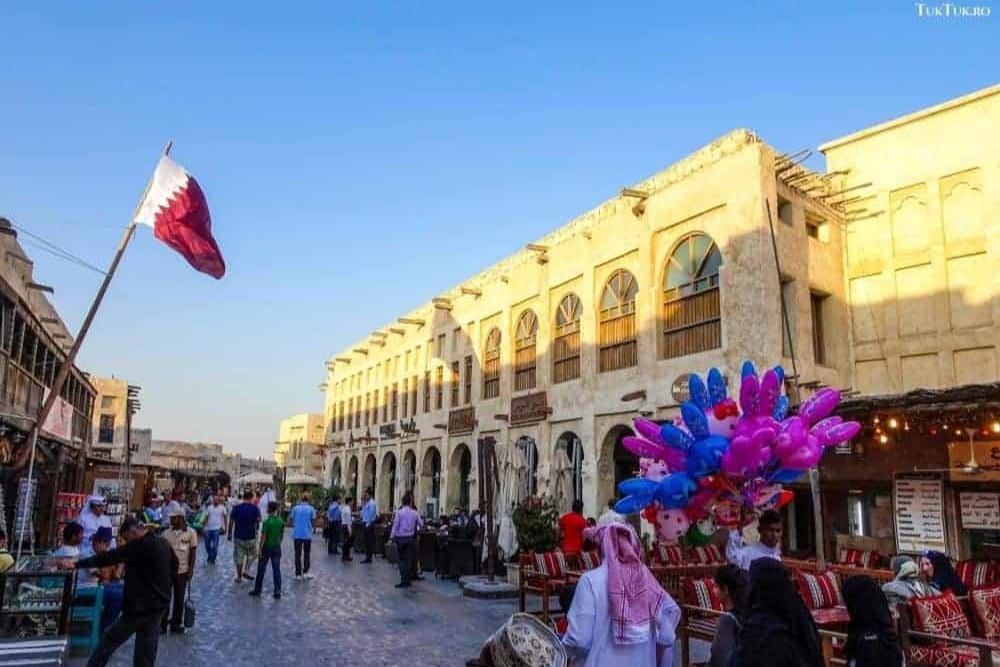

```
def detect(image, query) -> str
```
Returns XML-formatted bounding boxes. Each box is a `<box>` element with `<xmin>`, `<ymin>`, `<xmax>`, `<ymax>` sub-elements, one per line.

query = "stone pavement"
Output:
<box><xmin>69</xmin><ymin>534</ymin><xmax>516</xmax><ymax>667</ymax></box>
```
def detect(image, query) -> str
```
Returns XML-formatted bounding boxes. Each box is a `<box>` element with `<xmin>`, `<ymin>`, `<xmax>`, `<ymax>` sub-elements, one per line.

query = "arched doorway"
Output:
<box><xmin>448</xmin><ymin>443</ymin><xmax>472</xmax><ymax>512</ymax></box>
<box><xmin>347</xmin><ymin>455</ymin><xmax>359</xmax><ymax>501</ymax></box>
<box><xmin>403</xmin><ymin>450</ymin><xmax>417</xmax><ymax>494</ymax></box>
<box><xmin>363</xmin><ymin>454</ymin><xmax>377</xmax><ymax>501</ymax></box>
<box><xmin>421</xmin><ymin>447</ymin><xmax>442</xmax><ymax>518</ymax></box>
<box><xmin>600</xmin><ymin>425</ymin><xmax>638</xmax><ymax>511</ymax></box>
<box><xmin>514</xmin><ymin>436</ymin><xmax>539</xmax><ymax>499</ymax></box>
<box><xmin>554</xmin><ymin>431</ymin><xmax>584</xmax><ymax>512</ymax></box>
<box><xmin>379</xmin><ymin>452</ymin><xmax>397</xmax><ymax>510</ymax></box>
<box><xmin>331</xmin><ymin>458</ymin><xmax>342</xmax><ymax>488</ymax></box>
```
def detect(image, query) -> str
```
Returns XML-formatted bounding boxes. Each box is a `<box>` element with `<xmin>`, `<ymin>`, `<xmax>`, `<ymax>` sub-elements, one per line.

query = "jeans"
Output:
<box><xmin>396</xmin><ymin>536</ymin><xmax>415</xmax><ymax>584</ymax></box>
<box><xmin>327</xmin><ymin>522</ymin><xmax>341</xmax><ymax>554</ymax></box>
<box><xmin>294</xmin><ymin>538</ymin><xmax>312</xmax><ymax>575</ymax></box>
<box><xmin>204</xmin><ymin>529</ymin><xmax>221</xmax><ymax>563</ymax></box>
<box><xmin>100</xmin><ymin>582</ymin><xmax>124</xmax><ymax>632</ymax></box>
<box><xmin>254</xmin><ymin>545</ymin><xmax>282</xmax><ymax>594</ymax></box>
<box><xmin>363</xmin><ymin>524</ymin><xmax>375</xmax><ymax>560</ymax></box>
<box><xmin>164</xmin><ymin>573</ymin><xmax>188</xmax><ymax>630</ymax></box>
<box><xmin>86</xmin><ymin>610</ymin><xmax>162</xmax><ymax>667</ymax></box>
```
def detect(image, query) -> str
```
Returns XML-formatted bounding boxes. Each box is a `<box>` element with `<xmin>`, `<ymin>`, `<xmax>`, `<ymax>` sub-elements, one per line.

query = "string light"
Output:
<box><xmin>879</xmin><ymin>434</ymin><xmax>889</xmax><ymax>445</ymax></box>
<box><xmin>993</xmin><ymin>421</ymin><xmax>1000</xmax><ymax>434</ymax></box>
<box><xmin>888</xmin><ymin>418</ymin><xmax>899</xmax><ymax>429</ymax></box>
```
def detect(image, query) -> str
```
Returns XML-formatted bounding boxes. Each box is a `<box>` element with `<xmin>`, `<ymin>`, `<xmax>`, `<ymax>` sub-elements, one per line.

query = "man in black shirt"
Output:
<box><xmin>76</xmin><ymin>516</ymin><xmax>178</xmax><ymax>667</ymax></box>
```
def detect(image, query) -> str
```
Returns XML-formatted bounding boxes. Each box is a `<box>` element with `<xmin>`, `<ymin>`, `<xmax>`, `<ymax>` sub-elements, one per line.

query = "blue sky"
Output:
<box><xmin>0</xmin><ymin>2</ymin><xmax>995</xmax><ymax>459</ymax></box>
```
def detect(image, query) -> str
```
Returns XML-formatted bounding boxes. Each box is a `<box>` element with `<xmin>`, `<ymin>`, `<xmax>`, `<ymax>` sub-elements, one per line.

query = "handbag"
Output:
<box><xmin>183</xmin><ymin>584</ymin><xmax>196</xmax><ymax>628</ymax></box>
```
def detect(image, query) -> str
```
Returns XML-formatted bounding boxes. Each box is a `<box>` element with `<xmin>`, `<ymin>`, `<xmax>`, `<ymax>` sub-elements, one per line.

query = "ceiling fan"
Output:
<box><xmin>913</xmin><ymin>428</ymin><xmax>998</xmax><ymax>475</ymax></box>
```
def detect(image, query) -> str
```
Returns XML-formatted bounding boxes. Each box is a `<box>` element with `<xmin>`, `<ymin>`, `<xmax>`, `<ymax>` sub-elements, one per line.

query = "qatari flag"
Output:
<box><xmin>133</xmin><ymin>155</ymin><xmax>226</xmax><ymax>279</ymax></box>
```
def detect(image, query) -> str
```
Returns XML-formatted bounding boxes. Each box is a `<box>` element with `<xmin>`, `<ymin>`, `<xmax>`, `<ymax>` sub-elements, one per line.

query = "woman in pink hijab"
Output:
<box><xmin>562</xmin><ymin>520</ymin><xmax>680</xmax><ymax>666</ymax></box>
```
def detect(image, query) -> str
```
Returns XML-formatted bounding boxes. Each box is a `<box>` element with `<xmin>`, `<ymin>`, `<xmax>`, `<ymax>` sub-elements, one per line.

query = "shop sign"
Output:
<box><xmin>959</xmin><ymin>492</ymin><xmax>1000</xmax><ymax>530</ymax></box>
<box><xmin>894</xmin><ymin>476</ymin><xmax>946</xmax><ymax>553</ymax></box>
<box><xmin>379</xmin><ymin>423</ymin><xmax>398</xmax><ymax>440</ymax></box>
<box><xmin>510</xmin><ymin>392</ymin><xmax>549</xmax><ymax>425</ymax></box>
<box><xmin>449</xmin><ymin>407</ymin><xmax>476</xmax><ymax>434</ymax></box>
<box><xmin>399</xmin><ymin>417</ymin><xmax>419</xmax><ymax>435</ymax></box>
<box><xmin>41</xmin><ymin>390</ymin><xmax>73</xmax><ymax>441</ymax></box>
<box><xmin>671</xmin><ymin>374</ymin><xmax>693</xmax><ymax>404</ymax></box>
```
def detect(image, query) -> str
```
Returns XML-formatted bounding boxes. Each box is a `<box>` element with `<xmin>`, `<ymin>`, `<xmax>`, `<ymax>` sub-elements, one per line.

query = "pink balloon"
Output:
<box><xmin>654</xmin><ymin>507</ymin><xmax>690</xmax><ymax>545</ymax></box>
<box><xmin>634</xmin><ymin>418</ymin><xmax>665</xmax><ymax>444</ymax></box>
<box><xmin>739</xmin><ymin>374</ymin><xmax>760</xmax><ymax>416</ymax></box>
<box><xmin>774</xmin><ymin>418</ymin><xmax>807</xmax><ymax>458</ymax></box>
<box><xmin>780</xmin><ymin>435</ymin><xmax>822</xmax><ymax>469</ymax></box>
<box><xmin>799</xmin><ymin>388</ymin><xmax>841</xmax><ymax>425</ymax></box>
<box><xmin>818</xmin><ymin>421</ymin><xmax>861</xmax><ymax>446</ymax></box>
<box><xmin>758</xmin><ymin>369</ymin><xmax>780</xmax><ymax>417</ymax></box>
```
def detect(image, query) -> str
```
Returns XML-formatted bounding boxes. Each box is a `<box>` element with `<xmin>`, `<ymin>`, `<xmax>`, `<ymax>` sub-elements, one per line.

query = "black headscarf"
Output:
<box><xmin>925</xmin><ymin>550</ymin><xmax>967</xmax><ymax>596</ymax></box>
<box><xmin>843</xmin><ymin>575</ymin><xmax>903</xmax><ymax>667</ymax></box>
<box><xmin>737</xmin><ymin>558</ymin><xmax>824</xmax><ymax>667</ymax></box>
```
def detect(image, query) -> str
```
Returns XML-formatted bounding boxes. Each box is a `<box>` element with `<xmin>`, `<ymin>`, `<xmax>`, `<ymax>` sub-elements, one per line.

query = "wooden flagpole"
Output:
<box><xmin>15</xmin><ymin>141</ymin><xmax>172</xmax><ymax>559</ymax></box>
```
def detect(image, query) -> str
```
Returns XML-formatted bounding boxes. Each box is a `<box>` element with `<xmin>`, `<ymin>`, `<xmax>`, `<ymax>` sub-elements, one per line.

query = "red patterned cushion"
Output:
<box><xmin>689</xmin><ymin>545</ymin><xmax>724</xmax><ymax>565</ymax></box>
<box><xmin>970</xmin><ymin>584</ymin><xmax>1000</xmax><ymax>640</ymax></box>
<box><xmin>910</xmin><ymin>592</ymin><xmax>972</xmax><ymax>639</ymax></box>
<box><xmin>655</xmin><ymin>544</ymin><xmax>684</xmax><ymax>567</ymax></box>
<box><xmin>811</xmin><ymin>606</ymin><xmax>850</xmax><ymax>627</ymax></box>
<box><xmin>533</xmin><ymin>551</ymin><xmax>568</xmax><ymax>578</ymax></box>
<box><xmin>579</xmin><ymin>550</ymin><xmax>600</xmax><ymax>570</ymax></box>
<box><xmin>683</xmin><ymin>577</ymin><xmax>723</xmax><ymax>612</ymax></box>
<box><xmin>956</xmin><ymin>560</ymin><xmax>997</xmax><ymax>590</ymax></box>
<box><xmin>837</xmin><ymin>547</ymin><xmax>878</xmax><ymax>569</ymax></box>
<box><xmin>908</xmin><ymin>644</ymin><xmax>980</xmax><ymax>667</ymax></box>
<box><xmin>796</xmin><ymin>570</ymin><xmax>843</xmax><ymax>610</ymax></box>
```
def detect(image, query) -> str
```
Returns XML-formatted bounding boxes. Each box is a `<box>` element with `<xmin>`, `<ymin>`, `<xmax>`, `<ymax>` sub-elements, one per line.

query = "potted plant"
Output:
<box><xmin>508</xmin><ymin>497</ymin><xmax>559</xmax><ymax>584</ymax></box>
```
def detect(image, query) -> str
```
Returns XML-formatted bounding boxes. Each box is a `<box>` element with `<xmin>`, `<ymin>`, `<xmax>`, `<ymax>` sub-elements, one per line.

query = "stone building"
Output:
<box><xmin>149</xmin><ymin>439</ymin><xmax>225</xmax><ymax>476</ymax></box>
<box><xmin>321</xmin><ymin>85</ymin><xmax>999</xmax><ymax>549</ymax></box>
<box><xmin>223</xmin><ymin>452</ymin><xmax>277</xmax><ymax>483</ymax></box>
<box><xmin>89</xmin><ymin>376</ymin><xmax>130</xmax><ymax>461</ymax></box>
<box><xmin>274</xmin><ymin>413</ymin><xmax>325</xmax><ymax>480</ymax></box>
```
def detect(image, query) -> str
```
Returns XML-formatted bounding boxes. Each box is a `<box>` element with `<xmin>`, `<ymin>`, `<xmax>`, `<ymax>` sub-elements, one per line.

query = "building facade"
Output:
<box><xmin>274</xmin><ymin>413</ymin><xmax>325</xmax><ymax>480</ymax></box>
<box><xmin>149</xmin><ymin>439</ymin><xmax>225</xmax><ymax>477</ymax></box>
<box><xmin>223</xmin><ymin>452</ymin><xmax>277</xmax><ymax>483</ymax></box>
<box><xmin>322</xmin><ymin>127</ymin><xmax>851</xmax><ymax>517</ymax></box>
<box><xmin>89</xmin><ymin>376</ymin><xmax>129</xmax><ymax>461</ymax></box>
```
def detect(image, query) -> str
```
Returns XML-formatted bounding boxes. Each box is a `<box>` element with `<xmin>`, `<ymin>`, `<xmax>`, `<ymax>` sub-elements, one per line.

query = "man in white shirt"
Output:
<box><xmin>340</xmin><ymin>497</ymin><xmax>354</xmax><ymax>562</ymax></box>
<box><xmin>726</xmin><ymin>508</ymin><xmax>782</xmax><ymax>571</ymax></box>
<box><xmin>203</xmin><ymin>495</ymin><xmax>227</xmax><ymax>565</ymax></box>
<box><xmin>598</xmin><ymin>499</ymin><xmax>624</xmax><ymax>527</ymax></box>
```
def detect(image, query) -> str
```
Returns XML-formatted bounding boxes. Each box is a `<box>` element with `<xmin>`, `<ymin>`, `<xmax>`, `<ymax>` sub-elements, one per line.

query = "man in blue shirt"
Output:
<box><xmin>290</xmin><ymin>494</ymin><xmax>317</xmax><ymax>580</ymax></box>
<box><xmin>360</xmin><ymin>488</ymin><xmax>377</xmax><ymax>564</ymax></box>
<box><xmin>325</xmin><ymin>494</ymin><xmax>341</xmax><ymax>556</ymax></box>
<box><xmin>230</xmin><ymin>491</ymin><xmax>261</xmax><ymax>583</ymax></box>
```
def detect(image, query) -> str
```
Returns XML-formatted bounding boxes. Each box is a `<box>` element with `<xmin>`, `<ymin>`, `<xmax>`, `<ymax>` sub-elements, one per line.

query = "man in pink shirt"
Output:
<box><xmin>390</xmin><ymin>492</ymin><xmax>423</xmax><ymax>589</ymax></box>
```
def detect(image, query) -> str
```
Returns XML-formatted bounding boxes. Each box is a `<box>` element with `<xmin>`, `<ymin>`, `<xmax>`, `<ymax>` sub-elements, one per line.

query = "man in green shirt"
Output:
<box><xmin>249</xmin><ymin>502</ymin><xmax>284</xmax><ymax>599</ymax></box>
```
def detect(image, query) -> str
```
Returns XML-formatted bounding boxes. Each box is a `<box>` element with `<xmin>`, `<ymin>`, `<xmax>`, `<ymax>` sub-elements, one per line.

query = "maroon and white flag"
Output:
<box><xmin>133</xmin><ymin>155</ymin><xmax>226</xmax><ymax>279</ymax></box>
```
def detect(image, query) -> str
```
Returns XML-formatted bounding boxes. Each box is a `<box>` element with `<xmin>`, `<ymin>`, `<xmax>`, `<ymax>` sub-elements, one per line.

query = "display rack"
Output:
<box><xmin>92</xmin><ymin>479</ymin><xmax>131</xmax><ymax>542</ymax></box>
<box><xmin>0</xmin><ymin>557</ymin><xmax>74</xmax><ymax>638</ymax></box>
<box><xmin>52</xmin><ymin>494</ymin><xmax>86</xmax><ymax>548</ymax></box>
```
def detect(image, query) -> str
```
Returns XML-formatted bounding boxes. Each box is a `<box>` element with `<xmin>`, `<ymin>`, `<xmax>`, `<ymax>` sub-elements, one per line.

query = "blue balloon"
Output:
<box><xmin>660</xmin><ymin>424</ymin><xmax>693</xmax><ymax>451</ymax></box>
<box><xmin>741</xmin><ymin>360</ymin><xmax>757</xmax><ymax>379</ymax></box>
<box><xmin>686</xmin><ymin>435</ymin><xmax>728</xmax><ymax>478</ymax></box>
<box><xmin>771</xmin><ymin>468</ymin><xmax>805</xmax><ymax>483</ymax></box>
<box><xmin>688</xmin><ymin>374</ymin><xmax>710</xmax><ymax>409</ymax></box>
<box><xmin>614</xmin><ymin>496</ymin><xmax>649</xmax><ymax>515</ymax></box>
<box><xmin>618</xmin><ymin>477</ymin><xmax>656</xmax><ymax>497</ymax></box>
<box><xmin>773</xmin><ymin>395</ymin><xmax>790</xmax><ymax>421</ymax></box>
<box><xmin>707</xmin><ymin>368</ymin><xmax>727</xmax><ymax>406</ymax></box>
<box><xmin>681</xmin><ymin>402</ymin><xmax>710</xmax><ymax>439</ymax></box>
<box><xmin>773</xmin><ymin>365</ymin><xmax>785</xmax><ymax>385</ymax></box>
<box><xmin>654</xmin><ymin>472</ymin><xmax>698</xmax><ymax>509</ymax></box>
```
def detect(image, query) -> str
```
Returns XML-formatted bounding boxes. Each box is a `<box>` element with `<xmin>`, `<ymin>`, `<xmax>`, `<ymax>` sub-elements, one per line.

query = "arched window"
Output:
<box><xmin>482</xmin><ymin>327</ymin><xmax>501</xmax><ymax>399</ymax></box>
<box><xmin>514</xmin><ymin>310</ymin><xmax>538</xmax><ymax>391</ymax></box>
<box><xmin>598</xmin><ymin>269</ymin><xmax>638</xmax><ymax>372</ymax></box>
<box><xmin>663</xmin><ymin>233</ymin><xmax>722</xmax><ymax>358</ymax></box>
<box><xmin>553</xmin><ymin>294</ymin><xmax>581</xmax><ymax>383</ymax></box>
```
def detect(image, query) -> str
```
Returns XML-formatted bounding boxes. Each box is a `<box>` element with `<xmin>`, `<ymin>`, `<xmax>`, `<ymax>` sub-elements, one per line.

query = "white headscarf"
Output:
<box><xmin>77</xmin><ymin>495</ymin><xmax>114</xmax><ymax>552</ymax></box>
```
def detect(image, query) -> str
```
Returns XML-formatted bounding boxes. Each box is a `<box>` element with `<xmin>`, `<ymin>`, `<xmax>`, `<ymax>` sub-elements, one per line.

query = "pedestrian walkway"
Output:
<box><xmin>69</xmin><ymin>534</ymin><xmax>516</xmax><ymax>666</ymax></box>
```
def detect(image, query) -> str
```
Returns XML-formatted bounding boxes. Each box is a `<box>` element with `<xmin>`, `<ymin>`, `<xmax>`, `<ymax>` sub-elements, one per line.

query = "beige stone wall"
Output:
<box><xmin>322</xmin><ymin>131</ymin><xmax>849</xmax><ymax>514</ymax></box>
<box><xmin>275</xmin><ymin>412</ymin><xmax>325</xmax><ymax>479</ymax></box>
<box><xmin>90</xmin><ymin>376</ymin><xmax>129</xmax><ymax>459</ymax></box>
<box><xmin>821</xmin><ymin>85</ymin><xmax>1000</xmax><ymax>395</ymax></box>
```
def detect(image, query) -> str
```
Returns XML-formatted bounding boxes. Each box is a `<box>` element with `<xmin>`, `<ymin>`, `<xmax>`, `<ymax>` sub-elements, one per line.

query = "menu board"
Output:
<box><xmin>894</xmin><ymin>477</ymin><xmax>946</xmax><ymax>553</ymax></box>
<box><xmin>960</xmin><ymin>492</ymin><xmax>1000</xmax><ymax>530</ymax></box>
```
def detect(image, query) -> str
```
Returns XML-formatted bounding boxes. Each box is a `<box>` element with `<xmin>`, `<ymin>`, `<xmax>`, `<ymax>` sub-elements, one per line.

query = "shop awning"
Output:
<box><xmin>285</xmin><ymin>472</ymin><xmax>321</xmax><ymax>486</ymax></box>
<box><xmin>237</xmin><ymin>471</ymin><xmax>274</xmax><ymax>485</ymax></box>
<box><xmin>837</xmin><ymin>382</ymin><xmax>1000</xmax><ymax>416</ymax></box>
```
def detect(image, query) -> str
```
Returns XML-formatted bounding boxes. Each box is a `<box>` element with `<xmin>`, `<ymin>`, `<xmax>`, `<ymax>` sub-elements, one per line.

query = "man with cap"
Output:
<box><xmin>162</xmin><ymin>507</ymin><xmax>197</xmax><ymax>633</ymax></box>
<box><xmin>75</xmin><ymin>516</ymin><xmax>177</xmax><ymax>667</ymax></box>
<box><xmin>77</xmin><ymin>495</ymin><xmax>114</xmax><ymax>555</ymax></box>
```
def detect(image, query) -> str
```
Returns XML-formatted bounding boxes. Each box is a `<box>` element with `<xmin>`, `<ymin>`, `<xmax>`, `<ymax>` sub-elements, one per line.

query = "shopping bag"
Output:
<box><xmin>184</xmin><ymin>588</ymin><xmax>196</xmax><ymax>628</ymax></box>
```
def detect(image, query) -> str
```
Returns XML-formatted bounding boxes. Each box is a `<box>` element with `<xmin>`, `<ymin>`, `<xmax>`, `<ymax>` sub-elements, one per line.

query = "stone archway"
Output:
<box><xmin>379</xmin><ymin>451</ymin><xmax>398</xmax><ymax>510</ymax></box>
<box><xmin>420</xmin><ymin>447</ymin><xmax>442</xmax><ymax>517</ymax></box>
<box><xmin>598</xmin><ymin>424</ymin><xmax>637</xmax><ymax>512</ymax></box>
<box><xmin>362</xmin><ymin>453</ymin><xmax>377</xmax><ymax>502</ymax></box>
<box><xmin>403</xmin><ymin>449</ymin><xmax>417</xmax><ymax>495</ymax></box>
<box><xmin>514</xmin><ymin>435</ymin><xmax>539</xmax><ymax>499</ymax></box>
<box><xmin>331</xmin><ymin>458</ymin><xmax>343</xmax><ymax>489</ymax></box>
<box><xmin>347</xmin><ymin>455</ymin><xmax>359</xmax><ymax>501</ymax></box>
<box><xmin>447</xmin><ymin>443</ymin><xmax>472</xmax><ymax>512</ymax></box>
<box><xmin>553</xmin><ymin>431</ymin><xmax>584</xmax><ymax>512</ymax></box>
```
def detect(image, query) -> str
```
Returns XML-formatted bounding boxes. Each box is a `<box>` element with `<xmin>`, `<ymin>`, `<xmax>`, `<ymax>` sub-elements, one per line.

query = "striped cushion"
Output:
<box><xmin>683</xmin><ymin>577</ymin><xmax>724</xmax><ymax>613</ymax></box>
<box><xmin>533</xmin><ymin>551</ymin><xmax>568</xmax><ymax>578</ymax></box>
<box><xmin>907</xmin><ymin>644</ymin><xmax>980</xmax><ymax>667</ymax></box>
<box><xmin>796</xmin><ymin>570</ymin><xmax>843</xmax><ymax>610</ymax></box>
<box><xmin>579</xmin><ymin>550</ymin><xmax>600</xmax><ymax>570</ymax></box>
<box><xmin>837</xmin><ymin>548</ymin><xmax>878</xmax><ymax>569</ymax></box>
<box><xmin>655</xmin><ymin>544</ymin><xmax>684</xmax><ymax>566</ymax></box>
<box><xmin>910</xmin><ymin>591</ymin><xmax>972</xmax><ymax>639</ymax></box>
<box><xmin>689</xmin><ymin>545</ymin><xmax>724</xmax><ymax>565</ymax></box>
<box><xmin>969</xmin><ymin>584</ymin><xmax>1000</xmax><ymax>640</ymax></box>
<box><xmin>956</xmin><ymin>560</ymin><xmax>997</xmax><ymax>590</ymax></box>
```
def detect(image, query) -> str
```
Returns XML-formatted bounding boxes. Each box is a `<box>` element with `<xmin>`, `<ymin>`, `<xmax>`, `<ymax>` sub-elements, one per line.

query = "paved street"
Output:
<box><xmin>70</xmin><ymin>533</ymin><xmax>516</xmax><ymax>667</ymax></box>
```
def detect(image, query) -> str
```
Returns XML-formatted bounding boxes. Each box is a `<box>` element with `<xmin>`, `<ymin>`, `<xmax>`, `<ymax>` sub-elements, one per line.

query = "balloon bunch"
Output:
<box><xmin>614</xmin><ymin>361</ymin><xmax>860</xmax><ymax>544</ymax></box>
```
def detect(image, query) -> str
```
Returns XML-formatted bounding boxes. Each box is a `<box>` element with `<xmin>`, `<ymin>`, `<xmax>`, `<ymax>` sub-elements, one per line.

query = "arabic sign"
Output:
<box><xmin>41</xmin><ymin>389</ymin><xmax>73</xmax><ymax>441</ymax></box>
<box><xmin>448</xmin><ymin>407</ymin><xmax>476</xmax><ymax>434</ymax></box>
<box><xmin>960</xmin><ymin>492</ymin><xmax>1000</xmax><ymax>530</ymax></box>
<box><xmin>894</xmin><ymin>477</ymin><xmax>946</xmax><ymax>553</ymax></box>
<box><xmin>510</xmin><ymin>392</ymin><xmax>548</xmax><ymax>425</ymax></box>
